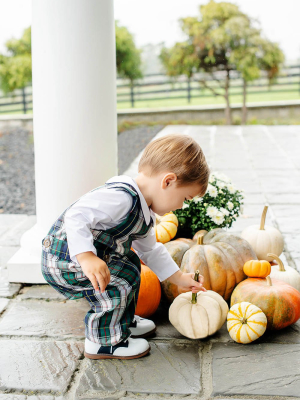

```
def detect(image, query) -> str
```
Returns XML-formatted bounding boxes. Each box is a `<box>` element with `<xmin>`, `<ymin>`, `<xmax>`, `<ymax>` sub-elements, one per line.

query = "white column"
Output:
<box><xmin>7</xmin><ymin>0</ymin><xmax>118</xmax><ymax>283</ymax></box>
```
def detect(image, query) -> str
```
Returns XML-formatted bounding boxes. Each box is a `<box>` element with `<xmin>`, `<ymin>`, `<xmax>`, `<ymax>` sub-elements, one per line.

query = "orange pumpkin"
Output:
<box><xmin>243</xmin><ymin>260</ymin><xmax>271</xmax><ymax>278</ymax></box>
<box><xmin>135</xmin><ymin>264</ymin><xmax>161</xmax><ymax>318</ymax></box>
<box><xmin>231</xmin><ymin>276</ymin><xmax>300</xmax><ymax>330</ymax></box>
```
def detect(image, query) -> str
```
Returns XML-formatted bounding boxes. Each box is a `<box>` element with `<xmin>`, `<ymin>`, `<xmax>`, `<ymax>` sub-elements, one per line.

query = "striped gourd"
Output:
<box><xmin>154</xmin><ymin>212</ymin><xmax>178</xmax><ymax>243</ymax></box>
<box><xmin>227</xmin><ymin>302</ymin><xmax>267</xmax><ymax>344</ymax></box>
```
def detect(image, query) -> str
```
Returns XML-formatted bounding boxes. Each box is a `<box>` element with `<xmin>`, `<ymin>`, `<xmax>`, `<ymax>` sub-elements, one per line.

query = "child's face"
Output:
<box><xmin>151</xmin><ymin>173</ymin><xmax>204</xmax><ymax>216</ymax></box>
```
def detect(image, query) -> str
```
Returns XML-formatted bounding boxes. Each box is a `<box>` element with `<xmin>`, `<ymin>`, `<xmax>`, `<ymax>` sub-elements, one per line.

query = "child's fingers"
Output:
<box><xmin>95</xmin><ymin>273</ymin><xmax>106</xmax><ymax>293</ymax></box>
<box><xmin>88</xmin><ymin>274</ymin><xmax>100</xmax><ymax>292</ymax></box>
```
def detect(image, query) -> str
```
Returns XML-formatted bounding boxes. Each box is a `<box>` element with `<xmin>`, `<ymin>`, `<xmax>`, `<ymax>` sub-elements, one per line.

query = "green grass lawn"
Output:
<box><xmin>1</xmin><ymin>80</ymin><xmax>300</xmax><ymax>115</ymax></box>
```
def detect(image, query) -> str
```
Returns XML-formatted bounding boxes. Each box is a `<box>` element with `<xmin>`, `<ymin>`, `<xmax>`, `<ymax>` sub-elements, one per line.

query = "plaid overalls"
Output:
<box><xmin>41</xmin><ymin>182</ymin><xmax>154</xmax><ymax>346</ymax></box>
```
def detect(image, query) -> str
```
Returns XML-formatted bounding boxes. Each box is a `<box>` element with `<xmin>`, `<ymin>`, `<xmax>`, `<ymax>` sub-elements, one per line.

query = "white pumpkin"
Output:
<box><xmin>268</xmin><ymin>253</ymin><xmax>300</xmax><ymax>292</ymax></box>
<box><xmin>241</xmin><ymin>205</ymin><xmax>284</xmax><ymax>261</ymax></box>
<box><xmin>169</xmin><ymin>286</ymin><xmax>228</xmax><ymax>339</ymax></box>
<box><xmin>227</xmin><ymin>302</ymin><xmax>267</xmax><ymax>344</ymax></box>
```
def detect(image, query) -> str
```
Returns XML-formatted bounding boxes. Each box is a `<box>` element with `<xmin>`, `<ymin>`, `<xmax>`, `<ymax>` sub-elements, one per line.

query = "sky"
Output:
<box><xmin>0</xmin><ymin>0</ymin><xmax>299</xmax><ymax>62</ymax></box>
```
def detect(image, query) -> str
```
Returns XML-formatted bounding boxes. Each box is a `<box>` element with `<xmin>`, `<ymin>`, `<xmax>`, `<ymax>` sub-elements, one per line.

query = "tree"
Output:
<box><xmin>160</xmin><ymin>0</ymin><xmax>284</xmax><ymax>125</ymax></box>
<box><xmin>0</xmin><ymin>27</ymin><xmax>32</xmax><ymax>94</ymax></box>
<box><xmin>115</xmin><ymin>20</ymin><xmax>143</xmax><ymax>104</ymax></box>
<box><xmin>0</xmin><ymin>23</ymin><xmax>143</xmax><ymax>105</ymax></box>
<box><xmin>231</xmin><ymin>33</ymin><xmax>284</xmax><ymax>123</ymax></box>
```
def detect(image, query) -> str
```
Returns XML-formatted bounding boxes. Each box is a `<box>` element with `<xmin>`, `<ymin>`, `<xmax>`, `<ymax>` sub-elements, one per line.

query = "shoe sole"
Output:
<box><xmin>84</xmin><ymin>344</ymin><xmax>151</xmax><ymax>360</ymax></box>
<box><xmin>130</xmin><ymin>326</ymin><xmax>157</xmax><ymax>338</ymax></box>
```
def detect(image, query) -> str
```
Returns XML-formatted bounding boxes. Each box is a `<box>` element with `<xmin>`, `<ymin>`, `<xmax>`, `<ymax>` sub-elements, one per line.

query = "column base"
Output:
<box><xmin>7</xmin><ymin>223</ymin><xmax>46</xmax><ymax>284</ymax></box>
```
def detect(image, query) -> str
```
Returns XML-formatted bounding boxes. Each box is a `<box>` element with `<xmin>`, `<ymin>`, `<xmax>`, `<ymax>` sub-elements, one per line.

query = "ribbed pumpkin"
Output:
<box><xmin>169</xmin><ymin>271</ymin><xmax>228</xmax><ymax>339</ymax></box>
<box><xmin>231</xmin><ymin>276</ymin><xmax>300</xmax><ymax>330</ymax></box>
<box><xmin>269</xmin><ymin>253</ymin><xmax>300</xmax><ymax>292</ymax></box>
<box><xmin>243</xmin><ymin>259</ymin><xmax>271</xmax><ymax>278</ymax></box>
<box><xmin>227</xmin><ymin>302</ymin><xmax>267</xmax><ymax>344</ymax></box>
<box><xmin>135</xmin><ymin>264</ymin><xmax>161</xmax><ymax>318</ymax></box>
<box><xmin>241</xmin><ymin>205</ymin><xmax>284</xmax><ymax>261</ymax></box>
<box><xmin>163</xmin><ymin>228</ymin><xmax>257</xmax><ymax>302</ymax></box>
<box><xmin>154</xmin><ymin>212</ymin><xmax>178</xmax><ymax>243</ymax></box>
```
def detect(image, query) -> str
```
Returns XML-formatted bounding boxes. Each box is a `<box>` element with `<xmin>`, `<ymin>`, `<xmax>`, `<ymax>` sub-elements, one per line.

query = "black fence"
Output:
<box><xmin>1</xmin><ymin>64</ymin><xmax>300</xmax><ymax>114</ymax></box>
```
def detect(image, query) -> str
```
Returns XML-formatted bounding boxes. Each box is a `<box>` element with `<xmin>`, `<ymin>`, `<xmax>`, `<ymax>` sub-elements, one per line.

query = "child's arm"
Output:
<box><xmin>64</xmin><ymin>187</ymin><xmax>133</xmax><ymax>292</ymax></box>
<box><xmin>132</xmin><ymin>228</ymin><xmax>206</xmax><ymax>293</ymax></box>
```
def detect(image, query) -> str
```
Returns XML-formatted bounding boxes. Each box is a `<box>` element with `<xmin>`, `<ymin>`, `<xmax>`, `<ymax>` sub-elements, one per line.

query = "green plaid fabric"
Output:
<box><xmin>41</xmin><ymin>181</ymin><xmax>153</xmax><ymax>345</ymax></box>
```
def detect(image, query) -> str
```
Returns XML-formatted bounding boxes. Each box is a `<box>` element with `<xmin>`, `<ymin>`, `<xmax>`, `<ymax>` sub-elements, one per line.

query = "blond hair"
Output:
<box><xmin>138</xmin><ymin>133</ymin><xmax>210</xmax><ymax>195</ymax></box>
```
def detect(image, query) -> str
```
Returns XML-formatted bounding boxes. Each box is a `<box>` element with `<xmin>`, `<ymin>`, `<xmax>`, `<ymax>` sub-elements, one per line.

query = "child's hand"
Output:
<box><xmin>168</xmin><ymin>270</ymin><xmax>207</xmax><ymax>294</ymax></box>
<box><xmin>76</xmin><ymin>251</ymin><xmax>111</xmax><ymax>293</ymax></box>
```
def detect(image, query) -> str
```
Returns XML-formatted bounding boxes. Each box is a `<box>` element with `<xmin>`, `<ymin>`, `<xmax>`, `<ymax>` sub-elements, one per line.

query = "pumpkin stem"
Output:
<box><xmin>197</xmin><ymin>235</ymin><xmax>204</xmax><ymax>245</ymax></box>
<box><xmin>267</xmin><ymin>253</ymin><xmax>285</xmax><ymax>271</ymax></box>
<box><xmin>260</xmin><ymin>205</ymin><xmax>268</xmax><ymax>230</ymax></box>
<box><xmin>266</xmin><ymin>276</ymin><xmax>272</xmax><ymax>286</ymax></box>
<box><xmin>191</xmin><ymin>270</ymin><xmax>200</xmax><ymax>304</ymax></box>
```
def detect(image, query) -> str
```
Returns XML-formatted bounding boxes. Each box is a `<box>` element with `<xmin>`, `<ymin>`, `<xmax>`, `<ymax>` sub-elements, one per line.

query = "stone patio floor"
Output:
<box><xmin>0</xmin><ymin>125</ymin><xmax>300</xmax><ymax>400</ymax></box>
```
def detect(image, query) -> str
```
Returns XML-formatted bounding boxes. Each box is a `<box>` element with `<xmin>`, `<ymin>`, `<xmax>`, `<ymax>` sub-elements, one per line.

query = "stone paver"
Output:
<box><xmin>75</xmin><ymin>341</ymin><xmax>201</xmax><ymax>398</ymax></box>
<box><xmin>0</xmin><ymin>299</ymin><xmax>89</xmax><ymax>338</ymax></box>
<box><xmin>0</xmin><ymin>245</ymin><xmax>18</xmax><ymax>267</ymax></box>
<box><xmin>0</xmin><ymin>297</ymin><xmax>9</xmax><ymax>313</ymax></box>
<box><xmin>0</xmin><ymin>283</ymin><xmax>21</xmax><ymax>298</ymax></box>
<box><xmin>19</xmin><ymin>285</ymin><xmax>67</xmax><ymax>300</ymax></box>
<box><xmin>0</xmin><ymin>396</ymin><xmax>64</xmax><ymax>400</ymax></box>
<box><xmin>0</xmin><ymin>340</ymin><xmax>83</xmax><ymax>394</ymax></box>
<box><xmin>0</xmin><ymin>215</ymin><xmax>36</xmax><ymax>246</ymax></box>
<box><xmin>1</xmin><ymin>125</ymin><xmax>300</xmax><ymax>399</ymax></box>
<box><xmin>212</xmin><ymin>342</ymin><xmax>300</xmax><ymax>397</ymax></box>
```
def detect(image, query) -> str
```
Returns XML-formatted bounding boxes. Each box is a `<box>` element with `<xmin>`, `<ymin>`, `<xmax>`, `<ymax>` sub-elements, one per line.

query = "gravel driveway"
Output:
<box><xmin>0</xmin><ymin>124</ymin><xmax>164</xmax><ymax>214</ymax></box>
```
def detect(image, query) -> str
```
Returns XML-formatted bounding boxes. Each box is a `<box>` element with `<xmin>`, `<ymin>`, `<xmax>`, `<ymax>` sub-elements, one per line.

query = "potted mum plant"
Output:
<box><xmin>173</xmin><ymin>172</ymin><xmax>244</xmax><ymax>239</ymax></box>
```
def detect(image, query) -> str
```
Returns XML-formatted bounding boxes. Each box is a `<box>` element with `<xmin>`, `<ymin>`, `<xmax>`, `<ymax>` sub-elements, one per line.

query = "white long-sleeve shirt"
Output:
<box><xmin>64</xmin><ymin>175</ymin><xmax>180</xmax><ymax>282</ymax></box>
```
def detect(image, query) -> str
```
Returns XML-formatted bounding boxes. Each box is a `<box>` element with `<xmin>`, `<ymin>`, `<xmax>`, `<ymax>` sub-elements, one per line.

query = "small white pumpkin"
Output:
<box><xmin>241</xmin><ymin>205</ymin><xmax>284</xmax><ymax>261</ymax></box>
<box><xmin>169</xmin><ymin>271</ymin><xmax>228</xmax><ymax>339</ymax></box>
<box><xmin>269</xmin><ymin>253</ymin><xmax>300</xmax><ymax>292</ymax></box>
<box><xmin>227</xmin><ymin>302</ymin><xmax>267</xmax><ymax>344</ymax></box>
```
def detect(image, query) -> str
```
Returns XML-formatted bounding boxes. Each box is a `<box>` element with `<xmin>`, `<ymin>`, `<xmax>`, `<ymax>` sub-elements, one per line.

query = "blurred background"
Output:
<box><xmin>0</xmin><ymin>0</ymin><xmax>300</xmax><ymax>123</ymax></box>
<box><xmin>1</xmin><ymin>0</ymin><xmax>300</xmax><ymax>215</ymax></box>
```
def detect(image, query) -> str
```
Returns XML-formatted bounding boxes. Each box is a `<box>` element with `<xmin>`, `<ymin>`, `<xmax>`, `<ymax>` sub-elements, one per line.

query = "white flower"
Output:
<box><xmin>208</xmin><ymin>175</ymin><xmax>215</xmax><ymax>183</ymax></box>
<box><xmin>227</xmin><ymin>201</ymin><xmax>234</xmax><ymax>210</ymax></box>
<box><xmin>182</xmin><ymin>203</ymin><xmax>189</xmax><ymax>209</ymax></box>
<box><xmin>227</xmin><ymin>184</ymin><xmax>236</xmax><ymax>194</ymax></box>
<box><xmin>207</xmin><ymin>184</ymin><xmax>218</xmax><ymax>198</ymax></box>
<box><xmin>213</xmin><ymin>172</ymin><xmax>231</xmax><ymax>183</ymax></box>
<box><xmin>206</xmin><ymin>206</ymin><xmax>218</xmax><ymax>217</ymax></box>
<box><xmin>216</xmin><ymin>181</ymin><xmax>226</xmax><ymax>189</ymax></box>
<box><xmin>211</xmin><ymin>211</ymin><xmax>225</xmax><ymax>225</ymax></box>
<box><xmin>220</xmin><ymin>207</ymin><xmax>229</xmax><ymax>216</ymax></box>
<box><xmin>193</xmin><ymin>196</ymin><xmax>203</xmax><ymax>203</ymax></box>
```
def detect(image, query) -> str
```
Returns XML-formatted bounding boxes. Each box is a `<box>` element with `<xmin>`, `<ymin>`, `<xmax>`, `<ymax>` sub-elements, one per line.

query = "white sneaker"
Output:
<box><xmin>84</xmin><ymin>336</ymin><xmax>150</xmax><ymax>360</ymax></box>
<box><xmin>129</xmin><ymin>315</ymin><xmax>157</xmax><ymax>338</ymax></box>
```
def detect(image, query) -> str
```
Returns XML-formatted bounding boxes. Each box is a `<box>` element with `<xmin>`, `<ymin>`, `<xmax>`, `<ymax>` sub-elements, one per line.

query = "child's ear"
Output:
<box><xmin>162</xmin><ymin>173</ymin><xmax>177</xmax><ymax>188</ymax></box>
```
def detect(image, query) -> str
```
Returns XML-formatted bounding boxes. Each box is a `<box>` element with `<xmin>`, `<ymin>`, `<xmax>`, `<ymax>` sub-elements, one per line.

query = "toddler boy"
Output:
<box><xmin>41</xmin><ymin>133</ymin><xmax>209</xmax><ymax>359</ymax></box>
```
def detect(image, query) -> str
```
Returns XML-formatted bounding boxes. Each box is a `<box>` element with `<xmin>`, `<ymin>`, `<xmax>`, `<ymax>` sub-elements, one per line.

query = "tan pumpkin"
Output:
<box><xmin>269</xmin><ymin>253</ymin><xmax>300</xmax><ymax>292</ymax></box>
<box><xmin>227</xmin><ymin>302</ymin><xmax>267</xmax><ymax>344</ymax></box>
<box><xmin>163</xmin><ymin>228</ymin><xmax>257</xmax><ymax>302</ymax></box>
<box><xmin>135</xmin><ymin>264</ymin><xmax>161</xmax><ymax>318</ymax></box>
<box><xmin>154</xmin><ymin>212</ymin><xmax>178</xmax><ymax>243</ymax></box>
<box><xmin>241</xmin><ymin>205</ymin><xmax>284</xmax><ymax>261</ymax></box>
<box><xmin>231</xmin><ymin>276</ymin><xmax>300</xmax><ymax>330</ymax></box>
<box><xmin>169</xmin><ymin>271</ymin><xmax>228</xmax><ymax>339</ymax></box>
